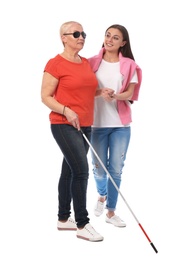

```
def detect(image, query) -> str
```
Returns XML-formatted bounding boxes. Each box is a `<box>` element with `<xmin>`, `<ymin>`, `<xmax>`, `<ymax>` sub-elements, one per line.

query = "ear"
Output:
<box><xmin>61</xmin><ymin>35</ymin><xmax>67</xmax><ymax>45</ymax></box>
<box><xmin>121</xmin><ymin>41</ymin><xmax>127</xmax><ymax>47</ymax></box>
<box><xmin>61</xmin><ymin>35</ymin><xmax>66</xmax><ymax>41</ymax></box>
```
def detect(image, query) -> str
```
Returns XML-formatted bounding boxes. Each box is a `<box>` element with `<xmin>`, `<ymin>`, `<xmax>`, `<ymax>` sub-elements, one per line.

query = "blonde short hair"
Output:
<box><xmin>59</xmin><ymin>21</ymin><xmax>82</xmax><ymax>37</ymax></box>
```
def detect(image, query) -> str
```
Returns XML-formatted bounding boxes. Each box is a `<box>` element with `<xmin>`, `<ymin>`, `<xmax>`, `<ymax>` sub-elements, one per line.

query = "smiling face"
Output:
<box><xmin>103</xmin><ymin>28</ymin><xmax>126</xmax><ymax>53</ymax></box>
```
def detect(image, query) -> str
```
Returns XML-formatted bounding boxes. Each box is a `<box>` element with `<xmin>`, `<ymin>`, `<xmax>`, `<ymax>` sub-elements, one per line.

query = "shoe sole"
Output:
<box><xmin>105</xmin><ymin>220</ymin><xmax>126</xmax><ymax>227</ymax></box>
<box><xmin>77</xmin><ymin>235</ymin><xmax>104</xmax><ymax>242</ymax></box>
<box><xmin>57</xmin><ymin>227</ymin><xmax>77</xmax><ymax>231</ymax></box>
<box><xmin>94</xmin><ymin>213</ymin><xmax>103</xmax><ymax>217</ymax></box>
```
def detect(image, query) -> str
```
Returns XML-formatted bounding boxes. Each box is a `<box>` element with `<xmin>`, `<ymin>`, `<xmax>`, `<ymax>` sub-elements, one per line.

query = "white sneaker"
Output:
<box><xmin>105</xmin><ymin>215</ymin><xmax>126</xmax><ymax>227</ymax></box>
<box><xmin>77</xmin><ymin>223</ymin><xmax>104</xmax><ymax>242</ymax></box>
<box><xmin>94</xmin><ymin>200</ymin><xmax>105</xmax><ymax>216</ymax></box>
<box><xmin>57</xmin><ymin>217</ymin><xmax>77</xmax><ymax>230</ymax></box>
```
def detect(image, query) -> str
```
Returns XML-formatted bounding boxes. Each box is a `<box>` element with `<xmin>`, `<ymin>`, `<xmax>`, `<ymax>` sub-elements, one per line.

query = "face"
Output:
<box><xmin>104</xmin><ymin>28</ymin><xmax>126</xmax><ymax>52</ymax></box>
<box><xmin>61</xmin><ymin>23</ymin><xmax>86</xmax><ymax>50</ymax></box>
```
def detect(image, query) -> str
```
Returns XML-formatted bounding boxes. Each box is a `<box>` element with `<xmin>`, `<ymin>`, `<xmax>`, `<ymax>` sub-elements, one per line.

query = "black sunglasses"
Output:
<box><xmin>63</xmin><ymin>31</ymin><xmax>87</xmax><ymax>39</ymax></box>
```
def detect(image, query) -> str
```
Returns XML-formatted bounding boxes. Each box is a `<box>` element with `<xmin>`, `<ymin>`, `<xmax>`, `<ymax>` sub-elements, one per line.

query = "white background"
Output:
<box><xmin>0</xmin><ymin>0</ymin><xmax>189</xmax><ymax>259</ymax></box>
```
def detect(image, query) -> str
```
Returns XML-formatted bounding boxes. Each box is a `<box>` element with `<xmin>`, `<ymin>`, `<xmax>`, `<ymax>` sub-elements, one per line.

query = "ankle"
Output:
<box><xmin>106</xmin><ymin>211</ymin><xmax>115</xmax><ymax>218</ymax></box>
<box><xmin>59</xmin><ymin>219</ymin><xmax>67</xmax><ymax>223</ymax></box>
<box><xmin>98</xmin><ymin>196</ymin><xmax>106</xmax><ymax>203</ymax></box>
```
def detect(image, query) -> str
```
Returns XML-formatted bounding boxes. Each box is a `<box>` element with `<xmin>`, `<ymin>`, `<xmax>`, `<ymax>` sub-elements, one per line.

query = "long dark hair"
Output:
<box><xmin>102</xmin><ymin>24</ymin><xmax>135</xmax><ymax>61</ymax></box>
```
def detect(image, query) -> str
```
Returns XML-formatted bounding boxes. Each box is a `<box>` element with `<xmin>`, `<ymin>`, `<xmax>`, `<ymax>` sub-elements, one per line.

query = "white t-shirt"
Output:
<box><xmin>93</xmin><ymin>59</ymin><xmax>138</xmax><ymax>127</ymax></box>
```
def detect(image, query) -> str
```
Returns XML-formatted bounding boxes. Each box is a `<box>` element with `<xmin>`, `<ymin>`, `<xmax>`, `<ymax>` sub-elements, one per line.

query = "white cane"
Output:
<box><xmin>80</xmin><ymin>129</ymin><xmax>158</xmax><ymax>253</ymax></box>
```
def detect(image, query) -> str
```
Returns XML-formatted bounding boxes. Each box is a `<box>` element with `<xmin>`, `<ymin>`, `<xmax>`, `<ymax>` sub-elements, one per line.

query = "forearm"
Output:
<box><xmin>95</xmin><ymin>89</ymin><xmax>102</xmax><ymax>96</ymax></box>
<box><xmin>113</xmin><ymin>83</ymin><xmax>135</xmax><ymax>101</ymax></box>
<box><xmin>113</xmin><ymin>91</ymin><xmax>133</xmax><ymax>101</ymax></box>
<box><xmin>41</xmin><ymin>96</ymin><xmax>65</xmax><ymax>115</ymax></box>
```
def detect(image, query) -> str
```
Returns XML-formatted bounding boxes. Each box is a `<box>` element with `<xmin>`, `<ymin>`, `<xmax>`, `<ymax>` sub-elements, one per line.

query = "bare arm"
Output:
<box><xmin>113</xmin><ymin>83</ymin><xmax>135</xmax><ymax>100</ymax></box>
<box><xmin>103</xmin><ymin>83</ymin><xmax>136</xmax><ymax>102</ymax></box>
<box><xmin>41</xmin><ymin>72</ymin><xmax>64</xmax><ymax>114</ymax></box>
<box><xmin>41</xmin><ymin>72</ymin><xmax>80</xmax><ymax>130</ymax></box>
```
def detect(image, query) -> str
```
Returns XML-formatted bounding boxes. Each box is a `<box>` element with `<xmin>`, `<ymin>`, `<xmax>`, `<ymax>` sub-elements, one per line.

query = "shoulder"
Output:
<box><xmin>88</xmin><ymin>48</ymin><xmax>104</xmax><ymax>62</ymax></box>
<box><xmin>79</xmin><ymin>56</ymin><xmax>94</xmax><ymax>67</ymax></box>
<box><xmin>88</xmin><ymin>55</ymin><xmax>99</xmax><ymax>67</ymax></box>
<box><xmin>88</xmin><ymin>54</ymin><xmax>99</xmax><ymax>61</ymax></box>
<box><xmin>45</xmin><ymin>54</ymin><xmax>64</xmax><ymax>67</ymax></box>
<box><xmin>120</xmin><ymin>56</ymin><xmax>141</xmax><ymax>70</ymax></box>
<box><xmin>44</xmin><ymin>55</ymin><xmax>68</xmax><ymax>77</ymax></box>
<box><xmin>120</xmin><ymin>56</ymin><xmax>135</xmax><ymax>64</ymax></box>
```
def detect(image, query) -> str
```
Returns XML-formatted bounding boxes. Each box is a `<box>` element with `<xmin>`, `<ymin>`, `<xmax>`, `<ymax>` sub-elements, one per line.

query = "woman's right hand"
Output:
<box><xmin>64</xmin><ymin>107</ymin><xmax>80</xmax><ymax>130</ymax></box>
<box><xmin>101</xmin><ymin>88</ymin><xmax>115</xmax><ymax>102</ymax></box>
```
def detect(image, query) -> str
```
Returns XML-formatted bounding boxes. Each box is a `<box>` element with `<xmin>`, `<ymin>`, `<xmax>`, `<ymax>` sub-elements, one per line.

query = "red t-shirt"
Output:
<box><xmin>44</xmin><ymin>55</ymin><xmax>98</xmax><ymax>126</ymax></box>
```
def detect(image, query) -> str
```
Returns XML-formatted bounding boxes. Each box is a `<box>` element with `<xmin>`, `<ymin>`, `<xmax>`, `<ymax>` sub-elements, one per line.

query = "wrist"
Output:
<box><xmin>63</xmin><ymin>106</ymin><xmax>67</xmax><ymax>115</ymax></box>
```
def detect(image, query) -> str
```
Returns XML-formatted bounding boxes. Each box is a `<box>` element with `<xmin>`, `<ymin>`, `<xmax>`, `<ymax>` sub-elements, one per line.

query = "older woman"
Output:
<box><xmin>41</xmin><ymin>21</ymin><xmax>103</xmax><ymax>242</ymax></box>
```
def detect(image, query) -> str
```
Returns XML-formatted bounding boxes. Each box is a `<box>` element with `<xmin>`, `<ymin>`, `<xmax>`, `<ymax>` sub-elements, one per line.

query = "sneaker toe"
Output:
<box><xmin>105</xmin><ymin>215</ymin><xmax>126</xmax><ymax>227</ymax></box>
<box><xmin>77</xmin><ymin>223</ymin><xmax>104</xmax><ymax>242</ymax></box>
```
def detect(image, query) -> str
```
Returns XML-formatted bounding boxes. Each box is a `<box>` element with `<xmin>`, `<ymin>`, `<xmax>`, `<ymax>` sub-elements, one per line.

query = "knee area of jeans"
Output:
<box><xmin>110</xmin><ymin>170</ymin><xmax>122</xmax><ymax>178</ymax></box>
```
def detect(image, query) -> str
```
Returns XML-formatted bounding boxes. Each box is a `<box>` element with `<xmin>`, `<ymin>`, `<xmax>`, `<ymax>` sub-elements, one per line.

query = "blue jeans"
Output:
<box><xmin>91</xmin><ymin>127</ymin><xmax>131</xmax><ymax>211</ymax></box>
<box><xmin>51</xmin><ymin>124</ymin><xmax>91</xmax><ymax>228</ymax></box>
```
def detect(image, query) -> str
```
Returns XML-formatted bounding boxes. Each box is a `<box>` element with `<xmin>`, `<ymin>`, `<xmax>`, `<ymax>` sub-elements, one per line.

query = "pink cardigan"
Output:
<box><xmin>88</xmin><ymin>48</ymin><xmax>142</xmax><ymax>125</ymax></box>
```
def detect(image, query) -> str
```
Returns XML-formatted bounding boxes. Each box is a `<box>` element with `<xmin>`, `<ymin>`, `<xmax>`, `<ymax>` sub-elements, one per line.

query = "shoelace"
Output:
<box><xmin>85</xmin><ymin>225</ymin><xmax>98</xmax><ymax>236</ymax></box>
<box><xmin>68</xmin><ymin>218</ymin><xmax>76</xmax><ymax>224</ymax></box>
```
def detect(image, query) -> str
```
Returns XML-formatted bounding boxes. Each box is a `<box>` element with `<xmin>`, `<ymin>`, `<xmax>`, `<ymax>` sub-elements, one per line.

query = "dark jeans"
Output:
<box><xmin>51</xmin><ymin>124</ymin><xmax>91</xmax><ymax>228</ymax></box>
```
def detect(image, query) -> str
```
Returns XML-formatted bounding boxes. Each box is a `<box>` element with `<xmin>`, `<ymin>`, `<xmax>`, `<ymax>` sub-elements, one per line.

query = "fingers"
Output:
<box><xmin>71</xmin><ymin>116</ymin><xmax>80</xmax><ymax>130</ymax></box>
<box><xmin>101</xmin><ymin>88</ymin><xmax>115</xmax><ymax>101</ymax></box>
<box><xmin>102</xmin><ymin>88</ymin><xmax>114</xmax><ymax>96</ymax></box>
<box><xmin>103</xmin><ymin>92</ymin><xmax>115</xmax><ymax>101</ymax></box>
<box><xmin>64</xmin><ymin>108</ymin><xmax>80</xmax><ymax>129</ymax></box>
<box><xmin>73</xmin><ymin>120</ymin><xmax>80</xmax><ymax>130</ymax></box>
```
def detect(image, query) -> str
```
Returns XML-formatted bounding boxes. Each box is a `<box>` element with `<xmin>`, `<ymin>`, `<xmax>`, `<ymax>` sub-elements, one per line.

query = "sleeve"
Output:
<box><xmin>130</xmin><ymin>70</ymin><xmax>138</xmax><ymax>83</ymax></box>
<box><xmin>44</xmin><ymin>58</ymin><xmax>59</xmax><ymax>79</ymax></box>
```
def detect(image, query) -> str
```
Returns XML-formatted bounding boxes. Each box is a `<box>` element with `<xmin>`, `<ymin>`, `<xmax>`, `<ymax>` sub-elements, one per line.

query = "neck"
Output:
<box><xmin>61</xmin><ymin>50</ymin><xmax>81</xmax><ymax>63</ymax></box>
<box><xmin>103</xmin><ymin>52</ymin><xmax>119</xmax><ymax>63</ymax></box>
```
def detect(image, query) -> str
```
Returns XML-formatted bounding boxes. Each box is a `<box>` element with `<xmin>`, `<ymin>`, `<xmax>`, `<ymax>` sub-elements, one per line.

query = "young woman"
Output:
<box><xmin>88</xmin><ymin>24</ymin><xmax>142</xmax><ymax>227</ymax></box>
